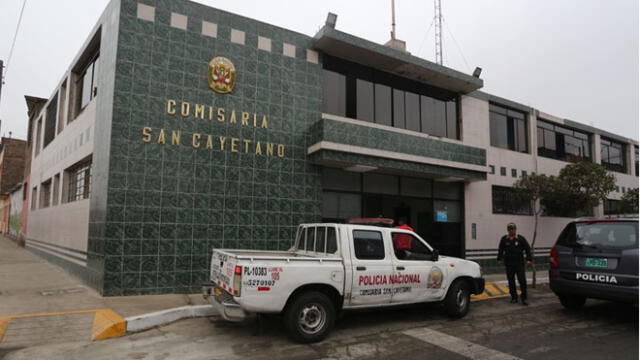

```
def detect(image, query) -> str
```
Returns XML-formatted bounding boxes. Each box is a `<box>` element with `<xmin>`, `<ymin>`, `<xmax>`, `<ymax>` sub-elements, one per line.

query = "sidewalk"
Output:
<box><xmin>0</xmin><ymin>236</ymin><xmax>209</xmax><ymax>350</ymax></box>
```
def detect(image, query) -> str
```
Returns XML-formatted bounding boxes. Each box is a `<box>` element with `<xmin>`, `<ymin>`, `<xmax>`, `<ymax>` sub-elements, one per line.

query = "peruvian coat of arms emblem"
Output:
<box><xmin>208</xmin><ymin>56</ymin><xmax>236</xmax><ymax>94</ymax></box>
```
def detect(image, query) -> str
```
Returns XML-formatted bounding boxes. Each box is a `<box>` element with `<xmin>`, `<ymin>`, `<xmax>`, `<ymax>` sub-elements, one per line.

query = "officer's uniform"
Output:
<box><xmin>497</xmin><ymin>234</ymin><xmax>532</xmax><ymax>302</ymax></box>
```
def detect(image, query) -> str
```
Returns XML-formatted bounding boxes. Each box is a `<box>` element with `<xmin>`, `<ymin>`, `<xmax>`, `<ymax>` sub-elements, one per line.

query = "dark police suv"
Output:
<box><xmin>549</xmin><ymin>217</ymin><xmax>638</xmax><ymax>309</ymax></box>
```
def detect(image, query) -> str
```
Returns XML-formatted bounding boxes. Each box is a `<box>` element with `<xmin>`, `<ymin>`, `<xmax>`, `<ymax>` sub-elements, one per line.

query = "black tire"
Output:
<box><xmin>559</xmin><ymin>294</ymin><xmax>586</xmax><ymax>310</ymax></box>
<box><xmin>284</xmin><ymin>291</ymin><xmax>335</xmax><ymax>343</ymax></box>
<box><xmin>444</xmin><ymin>280</ymin><xmax>470</xmax><ymax>319</ymax></box>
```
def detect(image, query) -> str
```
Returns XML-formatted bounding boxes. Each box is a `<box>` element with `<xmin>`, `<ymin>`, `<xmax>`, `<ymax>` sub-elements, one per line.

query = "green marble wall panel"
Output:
<box><xmin>105</xmin><ymin>0</ymin><xmax>324</xmax><ymax>295</ymax></box>
<box><xmin>312</xmin><ymin>118</ymin><xmax>487</xmax><ymax>167</ymax></box>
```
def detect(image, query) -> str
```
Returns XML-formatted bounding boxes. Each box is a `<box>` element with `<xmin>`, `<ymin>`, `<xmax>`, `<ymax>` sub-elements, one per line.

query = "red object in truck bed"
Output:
<box><xmin>345</xmin><ymin>218</ymin><xmax>395</xmax><ymax>227</ymax></box>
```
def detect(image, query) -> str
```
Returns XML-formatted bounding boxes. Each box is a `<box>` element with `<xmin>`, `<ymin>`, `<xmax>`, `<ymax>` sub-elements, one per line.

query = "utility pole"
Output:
<box><xmin>434</xmin><ymin>0</ymin><xmax>443</xmax><ymax>65</ymax></box>
<box><xmin>0</xmin><ymin>60</ymin><xmax>4</xmax><ymax>137</ymax></box>
<box><xmin>0</xmin><ymin>60</ymin><xmax>4</xmax><ymax>104</ymax></box>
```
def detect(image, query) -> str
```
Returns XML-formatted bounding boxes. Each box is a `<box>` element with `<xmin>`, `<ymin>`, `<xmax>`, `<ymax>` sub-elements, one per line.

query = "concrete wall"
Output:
<box><xmin>9</xmin><ymin>186</ymin><xmax>23</xmax><ymax>237</ymax></box>
<box><xmin>26</xmin><ymin>67</ymin><xmax>97</xmax><ymax>263</ymax></box>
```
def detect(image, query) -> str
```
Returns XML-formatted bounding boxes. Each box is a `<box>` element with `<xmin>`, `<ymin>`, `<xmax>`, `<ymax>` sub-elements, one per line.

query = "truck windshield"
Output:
<box><xmin>576</xmin><ymin>221</ymin><xmax>638</xmax><ymax>249</ymax></box>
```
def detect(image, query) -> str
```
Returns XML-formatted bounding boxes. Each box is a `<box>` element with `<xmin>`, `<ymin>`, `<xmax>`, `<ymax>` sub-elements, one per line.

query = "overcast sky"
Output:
<box><xmin>0</xmin><ymin>0</ymin><xmax>637</xmax><ymax>141</ymax></box>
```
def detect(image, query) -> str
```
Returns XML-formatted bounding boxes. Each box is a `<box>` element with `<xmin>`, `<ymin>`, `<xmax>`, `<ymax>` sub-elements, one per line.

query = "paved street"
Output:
<box><xmin>4</xmin><ymin>285</ymin><xmax>637</xmax><ymax>360</ymax></box>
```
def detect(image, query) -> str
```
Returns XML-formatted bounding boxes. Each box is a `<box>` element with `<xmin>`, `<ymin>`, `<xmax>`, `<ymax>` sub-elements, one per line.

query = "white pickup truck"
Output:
<box><xmin>202</xmin><ymin>223</ymin><xmax>484</xmax><ymax>343</ymax></box>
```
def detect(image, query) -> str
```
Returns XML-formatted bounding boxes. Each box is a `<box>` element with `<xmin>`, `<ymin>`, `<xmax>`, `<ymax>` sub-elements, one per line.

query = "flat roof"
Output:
<box><xmin>313</xmin><ymin>26</ymin><xmax>483</xmax><ymax>94</ymax></box>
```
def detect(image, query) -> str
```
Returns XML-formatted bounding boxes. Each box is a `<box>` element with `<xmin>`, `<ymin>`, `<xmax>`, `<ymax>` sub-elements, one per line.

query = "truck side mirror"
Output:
<box><xmin>431</xmin><ymin>249</ymin><xmax>439</xmax><ymax>262</ymax></box>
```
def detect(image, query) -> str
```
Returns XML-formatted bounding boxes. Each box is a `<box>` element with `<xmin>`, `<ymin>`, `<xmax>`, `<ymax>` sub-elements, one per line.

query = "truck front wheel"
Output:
<box><xmin>284</xmin><ymin>291</ymin><xmax>335</xmax><ymax>343</ymax></box>
<box><xmin>444</xmin><ymin>279</ymin><xmax>470</xmax><ymax>318</ymax></box>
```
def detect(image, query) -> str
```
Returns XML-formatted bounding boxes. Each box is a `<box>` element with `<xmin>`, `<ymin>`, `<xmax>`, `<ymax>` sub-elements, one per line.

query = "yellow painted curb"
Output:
<box><xmin>92</xmin><ymin>309</ymin><xmax>127</xmax><ymax>341</ymax></box>
<box><xmin>471</xmin><ymin>282</ymin><xmax>521</xmax><ymax>302</ymax></box>
<box><xmin>0</xmin><ymin>316</ymin><xmax>10</xmax><ymax>342</ymax></box>
<box><xmin>0</xmin><ymin>309</ymin><xmax>126</xmax><ymax>343</ymax></box>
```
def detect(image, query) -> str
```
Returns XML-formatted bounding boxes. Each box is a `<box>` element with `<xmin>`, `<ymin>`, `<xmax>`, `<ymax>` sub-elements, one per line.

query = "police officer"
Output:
<box><xmin>497</xmin><ymin>222</ymin><xmax>532</xmax><ymax>305</ymax></box>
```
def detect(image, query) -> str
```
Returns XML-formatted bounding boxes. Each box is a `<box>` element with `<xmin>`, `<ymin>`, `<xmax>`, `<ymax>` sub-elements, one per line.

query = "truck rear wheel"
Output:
<box><xmin>444</xmin><ymin>280</ymin><xmax>470</xmax><ymax>318</ymax></box>
<box><xmin>284</xmin><ymin>291</ymin><xmax>335</xmax><ymax>343</ymax></box>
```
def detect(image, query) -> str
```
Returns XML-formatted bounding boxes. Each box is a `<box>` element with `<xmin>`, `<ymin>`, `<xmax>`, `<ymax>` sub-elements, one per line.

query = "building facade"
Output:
<box><xmin>0</xmin><ymin>137</ymin><xmax>27</xmax><ymax>234</ymax></box>
<box><xmin>23</xmin><ymin>0</ymin><xmax>638</xmax><ymax>295</ymax></box>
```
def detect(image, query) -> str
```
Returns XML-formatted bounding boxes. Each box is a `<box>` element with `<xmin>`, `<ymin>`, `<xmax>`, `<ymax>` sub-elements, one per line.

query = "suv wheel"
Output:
<box><xmin>444</xmin><ymin>280</ymin><xmax>470</xmax><ymax>318</ymax></box>
<box><xmin>284</xmin><ymin>291</ymin><xmax>335</xmax><ymax>343</ymax></box>
<box><xmin>559</xmin><ymin>294</ymin><xmax>586</xmax><ymax>310</ymax></box>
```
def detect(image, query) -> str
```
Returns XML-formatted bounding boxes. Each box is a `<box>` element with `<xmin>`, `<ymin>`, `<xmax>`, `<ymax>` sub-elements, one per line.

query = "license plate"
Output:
<box><xmin>585</xmin><ymin>257</ymin><xmax>608</xmax><ymax>268</ymax></box>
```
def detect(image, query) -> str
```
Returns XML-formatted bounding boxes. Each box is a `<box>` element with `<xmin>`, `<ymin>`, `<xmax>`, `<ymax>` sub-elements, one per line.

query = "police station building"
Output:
<box><xmin>23</xmin><ymin>0</ymin><xmax>638</xmax><ymax>295</ymax></box>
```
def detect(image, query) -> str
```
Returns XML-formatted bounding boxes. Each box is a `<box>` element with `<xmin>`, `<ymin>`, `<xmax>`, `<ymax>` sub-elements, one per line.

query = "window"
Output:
<box><xmin>353</xmin><ymin>230</ymin><xmax>385</xmax><ymax>260</ymax></box>
<box><xmin>31</xmin><ymin>187</ymin><xmax>37</xmax><ymax>210</ymax></box>
<box><xmin>322</xmin><ymin>55</ymin><xmax>458</xmax><ymax>139</ymax></box>
<box><xmin>304</xmin><ymin>227</ymin><xmax>316</xmax><ymax>251</ymax></box>
<box><xmin>57</xmin><ymin>79</ymin><xmax>67</xmax><ymax>134</ymax></box>
<box><xmin>356</xmin><ymin>79</ymin><xmax>374</xmax><ymax>122</ymax></box>
<box><xmin>490</xmin><ymin>104</ymin><xmax>528</xmax><ymax>152</ymax></box>
<box><xmin>23</xmin><ymin>182</ymin><xmax>28</xmax><ymax>200</ymax></box>
<box><xmin>405</xmin><ymin>92</ymin><xmax>420</xmax><ymax>132</ymax></box>
<box><xmin>537</xmin><ymin>120</ymin><xmax>591</xmax><ymax>162</ymax></box>
<box><xmin>322</xmin><ymin>70</ymin><xmax>346</xmax><ymax>116</ymax></box>
<box><xmin>575</xmin><ymin>221</ymin><xmax>637</xmax><ymax>249</ymax></box>
<box><xmin>43</xmin><ymin>92</ymin><xmax>58</xmax><ymax>149</ymax></box>
<box><xmin>315</xmin><ymin>227</ymin><xmax>326</xmax><ymax>253</ymax></box>
<box><xmin>604</xmin><ymin>199</ymin><xmax>622</xmax><ymax>215</ymax></box>
<box><xmin>420</xmin><ymin>96</ymin><xmax>454</xmax><ymax>138</ymax></box>
<box><xmin>374</xmin><ymin>84</ymin><xmax>392</xmax><ymax>126</ymax></box>
<box><xmin>322</xmin><ymin>192</ymin><xmax>361</xmax><ymax>221</ymax></box>
<box><xmin>67</xmin><ymin>158</ymin><xmax>92</xmax><ymax>202</ymax></box>
<box><xmin>600</xmin><ymin>138</ymin><xmax>626</xmax><ymax>173</ymax></box>
<box><xmin>363</xmin><ymin>173</ymin><xmax>398</xmax><ymax>195</ymax></box>
<box><xmin>52</xmin><ymin>174</ymin><xmax>61</xmax><ymax>206</ymax></box>
<box><xmin>34</xmin><ymin>117</ymin><xmax>42</xmax><ymax>157</ymax></box>
<box><xmin>296</xmin><ymin>226</ymin><xmax>338</xmax><ymax>255</ymax></box>
<box><xmin>326</xmin><ymin>227</ymin><xmax>337</xmax><ymax>253</ymax></box>
<box><xmin>322</xmin><ymin>167</ymin><xmax>361</xmax><ymax>192</ymax></box>
<box><xmin>635</xmin><ymin>145</ymin><xmax>638</xmax><ymax>176</ymax></box>
<box><xmin>392</xmin><ymin>232</ymin><xmax>431</xmax><ymax>260</ymax></box>
<box><xmin>79</xmin><ymin>54</ymin><xmax>99</xmax><ymax>111</ymax></box>
<box><xmin>40</xmin><ymin>180</ymin><xmax>52</xmax><ymax>209</ymax></box>
<box><xmin>492</xmin><ymin>186</ymin><xmax>532</xmax><ymax>215</ymax></box>
<box><xmin>393</xmin><ymin>90</ymin><xmax>405</xmax><ymax>129</ymax></box>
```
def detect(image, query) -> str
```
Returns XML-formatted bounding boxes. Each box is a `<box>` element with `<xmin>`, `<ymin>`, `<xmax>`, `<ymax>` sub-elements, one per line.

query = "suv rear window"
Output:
<box><xmin>574</xmin><ymin>221</ymin><xmax>638</xmax><ymax>249</ymax></box>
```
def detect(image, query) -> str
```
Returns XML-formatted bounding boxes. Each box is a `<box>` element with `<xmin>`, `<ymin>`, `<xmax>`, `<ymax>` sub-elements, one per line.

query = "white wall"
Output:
<box><xmin>27</xmin><ymin>95</ymin><xmax>96</xmax><ymax>255</ymax></box>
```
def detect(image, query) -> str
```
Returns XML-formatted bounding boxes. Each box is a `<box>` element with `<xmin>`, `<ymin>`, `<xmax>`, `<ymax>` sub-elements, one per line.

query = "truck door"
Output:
<box><xmin>349</xmin><ymin>229</ymin><xmax>393</xmax><ymax>306</ymax></box>
<box><xmin>390</xmin><ymin>231</ymin><xmax>445</xmax><ymax>303</ymax></box>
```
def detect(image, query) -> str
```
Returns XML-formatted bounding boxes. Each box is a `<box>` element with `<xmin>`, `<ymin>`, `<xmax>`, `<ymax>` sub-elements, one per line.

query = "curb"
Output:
<box><xmin>0</xmin><ymin>309</ymin><xmax>127</xmax><ymax>344</ymax></box>
<box><xmin>0</xmin><ymin>306</ymin><xmax>218</xmax><ymax>345</ymax></box>
<box><xmin>125</xmin><ymin>305</ymin><xmax>218</xmax><ymax>333</ymax></box>
<box><xmin>495</xmin><ymin>277</ymin><xmax>549</xmax><ymax>286</ymax></box>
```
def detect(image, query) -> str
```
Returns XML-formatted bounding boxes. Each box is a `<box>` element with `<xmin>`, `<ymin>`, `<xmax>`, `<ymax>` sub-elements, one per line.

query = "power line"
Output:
<box><xmin>4</xmin><ymin>0</ymin><xmax>28</xmax><ymax>79</ymax></box>
<box><xmin>443</xmin><ymin>19</ymin><xmax>471</xmax><ymax>72</ymax></box>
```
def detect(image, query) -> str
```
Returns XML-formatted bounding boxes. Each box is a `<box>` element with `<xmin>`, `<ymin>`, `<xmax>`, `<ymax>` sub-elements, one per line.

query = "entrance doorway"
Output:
<box><xmin>321</xmin><ymin>168</ymin><xmax>464</xmax><ymax>257</ymax></box>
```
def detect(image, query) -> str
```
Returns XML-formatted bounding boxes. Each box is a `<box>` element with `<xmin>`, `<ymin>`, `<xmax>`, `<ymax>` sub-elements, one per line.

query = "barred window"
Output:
<box><xmin>68</xmin><ymin>159</ymin><xmax>92</xmax><ymax>202</ymax></box>
<box><xmin>492</xmin><ymin>186</ymin><xmax>532</xmax><ymax>215</ymax></box>
<box><xmin>40</xmin><ymin>180</ymin><xmax>52</xmax><ymax>209</ymax></box>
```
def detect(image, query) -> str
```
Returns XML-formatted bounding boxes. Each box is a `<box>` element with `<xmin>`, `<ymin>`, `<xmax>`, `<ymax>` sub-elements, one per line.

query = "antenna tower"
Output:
<box><xmin>434</xmin><ymin>0</ymin><xmax>443</xmax><ymax>65</ymax></box>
